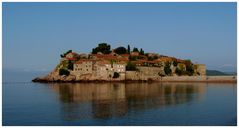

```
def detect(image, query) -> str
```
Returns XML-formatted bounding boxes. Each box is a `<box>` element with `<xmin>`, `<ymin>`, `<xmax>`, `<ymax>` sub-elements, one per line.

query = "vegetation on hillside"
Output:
<box><xmin>60</xmin><ymin>50</ymin><xmax>72</xmax><ymax>58</ymax></box>
<box><xmin>58</xmin><ymin>43</ymin><xmax>204</xmax><ymax>77</ymax></box>
<box><xmin>92</xmin><ymin>43</ymin><xmax>111</xmax><ymax>54</ymax></box>
<box><xmin>114</xmin><ymin>46</ymin><xmax>127</xmax><ymax>54</ymax></box>
<box><xmin>127</xmin><ymin>45</ymin><xmax>130</xmax><ymax>54</ymax></box>
<box><xmin>164</xmin><ymin>62</ymin><xmax>172</xmax><ymax>75</ymax></box>
<box><xmin>126</xmin><ymin>61</ymin><xmax>138</xmax><ymax>71</ymax></box>
<box><xmin>59</xmin><ymin>68</ymin><xmax>70</xmax><ymax>76</ymax></box>
<box><xmin>206</xmin><ymin>70</ymin><xmax>233</xmax><ymax>76</ymax></box>
<box><xmin>113</xmin><ymin>72</ymin><xmax>120</xmax><ymax>78</ymax></box>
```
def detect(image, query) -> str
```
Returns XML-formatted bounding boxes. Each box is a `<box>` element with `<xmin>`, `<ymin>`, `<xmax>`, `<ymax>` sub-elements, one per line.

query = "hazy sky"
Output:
<box><xmin>3</xmin><ymin>2</ymin><xmax>237</xmax><ymax>72</ymax></box>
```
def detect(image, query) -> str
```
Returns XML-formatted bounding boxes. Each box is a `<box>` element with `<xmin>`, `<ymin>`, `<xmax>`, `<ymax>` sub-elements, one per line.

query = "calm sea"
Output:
<box><xmin>2</xmin><ymin>71</ymin><xmax>237</xmax><ymax>126</ymax></box>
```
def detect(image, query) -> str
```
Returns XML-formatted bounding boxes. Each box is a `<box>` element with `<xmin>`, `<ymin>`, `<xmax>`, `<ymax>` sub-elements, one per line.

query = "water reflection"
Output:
<box><xmin>48</xmin><ymin>82</ymin><xmax>206</xmax><ymax>120</ymax></box>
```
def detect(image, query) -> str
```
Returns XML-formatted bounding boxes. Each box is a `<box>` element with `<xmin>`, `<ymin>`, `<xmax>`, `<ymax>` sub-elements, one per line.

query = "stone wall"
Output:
<box><xmin>125</xmin><ymin>71</ymin><xmax>142</xmax><ymax>80</ymax></box>
<box><xmin>125</xmin><ymin>66</ymin><xmax>163</xmax><ymax>81</ymax></box>
<box><xmin>125</xmin><ymin>66</ymin><xmax>236</xmax><ymax>82</ymax></box>
<box><xmin>161</xmin><ymin>76</ymin><xmax>206</xmax><ymax>82</ymax></box>
<box><xmin>70</xmin><ymin>62</ymin><xmax>222</xmax><ymax>82</ymax></box>
<box><xmin>195</xmin><ymin>64</ymin><xmax>206</xmax><ymax>76</ymax></box>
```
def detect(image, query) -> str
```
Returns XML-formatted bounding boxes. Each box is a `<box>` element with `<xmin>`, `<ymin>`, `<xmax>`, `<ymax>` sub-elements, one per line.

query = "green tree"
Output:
<box><xmin>133</xmin><ymin>47</ymin><xmax>139</xmax><ymax>52</ymax></box>
<box><xmin>184</xmin><ymin>59</ymin><xmax>192</xmax><ymax>66</ymax></box>
<box><xmin>91</xmin><ymin>43</ymin><xmax>111</xmax><ymax>54</ymax></box>
<box><xmin>60</xmin><ymin>50</ymin><xmax>72</xmax><ymax>58</ymax></box>
<box><xmin>114</xmin><ymin>46</ymin><xmax>127</xmax><ymax>54</ymax></box>
<box><xmin>126</xmin><ymin>61</ymin><xmax>138</xmax><ymax>71</ymax></box>
<box><xmin>175</xmin><ymin>67</ymin><xmax>182</xmax><ymax>76</ymax></box>
<box><xmin>164</xmin><ymin>62</ymin><xmax>172</xmax><ymax>75</ymax></box>
<box><xmin>139</xmin><ymin>48</ymin><xmax>144</xmax><ymax>55</ymax></box>
<box><xmin>127</xmin><ymin>45</ymin><xmax>131</xmax><ymax>54</ymax></box>
<box><xmin>184</xmin><ymin>59</ymin><xmax>194</xmax><ymax>76</ymax></box>
<box><xmin>59</xmin><ymin>68</ymin><xmax>70</xmax><ymax>76</ymax></box>
<box><xmin>129</xmin><ymin>55</ymin><xmax>137</xmax><ymax>61</ymax></box>
<box><xmin>186</xmin><ymin>64</ymin><xmax>194</xmax><ymax>76</ymax></box>
<box><xmin>92</xmin><ymin>48</ymin><xmax>96</xmax><ymax>54</ymax></box>
<box><xmin>173</xmin><ymin>60</ymin><xmax>178</xmax><ymax>66</ymax></box>
<box><xmin>148</xmin><ymin>55</ymin><xmax>158</xmax><ymax>61</ymax></box>
<box><xmin>113</xmin><ymin>72</ymin><xmax>120</xmax><ymax>78</ymax></box>
<box><xmin>67</xmin><ymin>61</ymin><xmax>74</xmax><ymax>70</ymax></box>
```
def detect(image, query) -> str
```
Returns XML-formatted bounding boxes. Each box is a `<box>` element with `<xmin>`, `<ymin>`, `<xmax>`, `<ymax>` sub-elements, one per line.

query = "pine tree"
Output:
<box><xmin>127</xmin><ymin>45</ymin><xmax>130</xmax><ymax>54</ymax></box>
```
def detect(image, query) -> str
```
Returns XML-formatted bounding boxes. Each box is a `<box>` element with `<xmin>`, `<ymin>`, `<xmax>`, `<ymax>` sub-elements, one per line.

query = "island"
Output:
<box><xmin>32</xmin><ymin>43</ymin><xmax>236</xmax><ymax>83</ymax></box>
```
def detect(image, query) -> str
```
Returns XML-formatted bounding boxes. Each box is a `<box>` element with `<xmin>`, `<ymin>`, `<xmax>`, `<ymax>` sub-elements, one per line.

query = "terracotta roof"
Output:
<box><xmin>97</xmin><ymin>60</ymin><xmax>111</xmax><ymax>66</ymax></box>
<box><xmin>79</xmin><ymin>53</ymin><xmax>87</xmax><ymax>56</ymax></box>
<box><xmin>176</xmin><ymin>59</ymin><xmax>185</xmax><ymax>63</ymax></box>
<box><xmin>75</xmin><ymin>59</ymin><xmax>93</xmax><ymax>64</ymax></box>
<box><xmin>120</xmin><ymin>54</ymin><xmax>130</xmax><ymax>57</ymax></box>
<box><xmin>91</xmin><ymin>54</ymin><xmax>117</xmax><ymax>59</ymax></box>
<box><xmin>153</xmin><ymin>59</ymin><xmax>162</xmax><ymax>62</ymax></box>
<box><xmin>131</xmin><ymin>60</ymin><xmax>148</xmax><ymax>64</ymax></box>
<box><xmin>147</xmin><ymin>53</ymin><xmax>158</xmax><ymax>56</ymax></box>
<box><xmin>131</xmin><ymin>59</ymin><xmax>163</xmax><ymax>64</ymax></box>
<box><xmin>65</xmin><ymin>57</ymin><xmax>77</xmax><ymax>61</ymax></box>
<box><xmin>158</xmin><ymin>57</ymin><xmax>173</xmax><ymax>62</ymax></box>
<box><xmin>139</xmin><ymin>55</ymin><xmax>147</xmax><ymax>59</ymax></box>
<box><xmin>71</xmin><ymin>52</ymin><xmax>78</xmax><ymax>55</ymax></box>
<box><xmin>115</xmin><ymin>61</ymin><xmax>127</xmax><ymax>64</ymax></box>
<box><xmin>117</xmin><ymin>58</ymin><xmax>129</xmax><ymax>61</ymax></box>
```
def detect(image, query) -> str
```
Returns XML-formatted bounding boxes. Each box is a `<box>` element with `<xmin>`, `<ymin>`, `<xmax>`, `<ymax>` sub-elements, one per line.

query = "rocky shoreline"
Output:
<box><xmin>32</xmin><ymin>73</ymin><xmax>237</xmax><ymax>83</ymax></box>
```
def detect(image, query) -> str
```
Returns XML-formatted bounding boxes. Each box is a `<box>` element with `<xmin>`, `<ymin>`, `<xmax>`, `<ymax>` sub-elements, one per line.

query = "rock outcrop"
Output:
<box><xmin>32</xmin><ymin>70</ymin><xmax>76</xmax><ymax>83</ymax></box>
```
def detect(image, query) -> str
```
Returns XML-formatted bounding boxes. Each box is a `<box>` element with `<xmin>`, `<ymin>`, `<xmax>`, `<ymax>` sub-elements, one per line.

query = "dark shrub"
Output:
<box><xmin>114</xmin><ymin>47</ymin><xmax>127</xmax><ymax>54</ymax></box>
<box><xmin>92</xmin><ymin>43</ymin><xmax>111</xmax><ymax>54</ymax></box>
<box><xmin>126</xmin><ymin>61</ymin><xmax>138</xmax><ymax>71</ymax></box>
<box><xmin>59</xmin><ymin>68</ymin><xmax>70</xmax><ymax>76</ymax></box>
<box><xmin>67</xmin><ymin>61</ymin><xmax>74</xmax><ymax>70</ymax></box>
<box><xmin>164</xmin><ymin>62</ymin><xmax>172</xmax><ymax>75</ymax></box>
<box><xmin>175</xmin><ymin>67</ymin><xmax>182</xmax><ymax>76</ymax></box>
<box><xmin>113</xmin><ymin>72</ymin><xmax>120</xmax><ymax>78</ymax></box>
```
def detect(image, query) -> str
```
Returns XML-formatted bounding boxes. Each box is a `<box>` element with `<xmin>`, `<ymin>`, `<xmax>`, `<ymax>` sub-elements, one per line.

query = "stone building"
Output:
<box><xmin>72</xmin><ymin>59</ymin><xmax>126</xmax><ymax>80</ymax></box>
<box><xmin>95</xmin><ymin>61</ymin><xmax>112</xmax><ymax>79</ymax></box>
<box><xmin>72</xmin><ymin>59</ymin><xmax>93</xmax><ymax>79</ymax></box>
<box><xmin>130</xmin><ymin>52</ymin><xmax>139</xmax><ymax>56</ymax></box>
<box><xmin>113</xmin><ymin>62</ymin><xmax>126</xmax><ymax>72</ymax></box>
<box><xmin>95</xmin><ymin>61</ymin><xmax>126</xmax><ymax>80</ymax></box>
<box><xmin>195</xmin><ymin>64</ymin><xmax>206</xmax><ymax>76</ymax></box>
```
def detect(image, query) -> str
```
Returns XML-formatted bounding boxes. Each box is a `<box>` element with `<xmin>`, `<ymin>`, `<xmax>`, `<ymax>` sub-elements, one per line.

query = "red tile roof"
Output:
<box><xmin>92</xmin><ymin>54</ymin><xmax>117</xmax><ymax>59</ymax></box>
<box><xmin>75</xmin><ymin>59</ymin><xmax>94</xmax><ymax>64</ymax></box>
<box><xmin>66</xmin><ymin>57</ymin><xmax>77</xmax><ymax>61</ymax></box>
<box><xmin>71</xmin><ymin>52</ymin><xmax>78</xmax><ymax>55</ymax></box>
<box><xmin>120</xmin><ymin>54</ymin><xmax>130</xmax><ymax>57</ymax></box>
<box><xmin>117</xmin><ymin>58</ymin><xmax>129</xmax><ymax>61</ymax></box>
<box><xmin>97</xmin><ymin>60</ymin><xmax>111</xmax><ymax>66</ymax></box>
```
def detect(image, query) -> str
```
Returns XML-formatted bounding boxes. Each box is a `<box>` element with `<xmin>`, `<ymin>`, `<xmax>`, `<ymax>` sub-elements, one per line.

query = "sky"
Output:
<box><xmin>3</xmin><ymin>2</ymin><xmax>237</xmax><ymax>72</ymax></box>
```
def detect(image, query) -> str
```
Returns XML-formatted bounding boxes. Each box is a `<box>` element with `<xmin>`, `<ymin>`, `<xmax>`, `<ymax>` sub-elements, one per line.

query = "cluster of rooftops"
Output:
<box><xmin>61</xmin><ymin>50</ymin><xmax>189</xmax><ymax>67</ymax></box>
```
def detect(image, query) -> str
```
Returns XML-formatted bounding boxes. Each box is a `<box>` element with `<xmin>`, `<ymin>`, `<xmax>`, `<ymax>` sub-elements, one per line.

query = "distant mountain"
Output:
<box><xmin>206</xmin><ymin>70</ymin><xmax>236</xmax><ymax>76</ymax></box>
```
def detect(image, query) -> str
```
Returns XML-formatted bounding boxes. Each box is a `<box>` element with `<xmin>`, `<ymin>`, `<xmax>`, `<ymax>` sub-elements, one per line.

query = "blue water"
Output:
<box><xmin>2</xmin><ymin>71</ymin><xmax>237</xmax><ymax>126</ymax></box>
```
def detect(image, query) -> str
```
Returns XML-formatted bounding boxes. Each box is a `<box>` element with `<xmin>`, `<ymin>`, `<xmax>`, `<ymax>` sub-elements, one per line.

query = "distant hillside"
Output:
<box><xmin>206</xmin><ymin>70</ymin><xmax>236</xmax><ymax>76</ymax></box>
